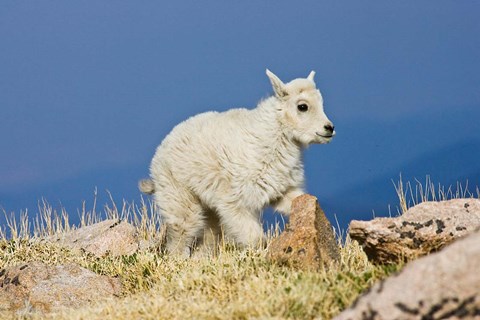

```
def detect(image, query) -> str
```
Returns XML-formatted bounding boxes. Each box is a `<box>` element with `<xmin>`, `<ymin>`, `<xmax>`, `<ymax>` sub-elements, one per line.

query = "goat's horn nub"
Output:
<box><xmin>307</xmin><ymin>71</ymin><xmax>315</xmax><ymax>81</ymax></box>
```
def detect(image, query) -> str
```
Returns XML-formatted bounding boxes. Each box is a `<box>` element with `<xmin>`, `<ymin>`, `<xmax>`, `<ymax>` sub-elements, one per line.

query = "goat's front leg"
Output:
<box><xmin>273</xmin><ymin>188</ymin><xmax>304</xmax><ymax>216</ymax></box>
<box><xmin>217</xmin><ymin>205</ymin><xmax>265</xmax><ymax>248</ymax></box>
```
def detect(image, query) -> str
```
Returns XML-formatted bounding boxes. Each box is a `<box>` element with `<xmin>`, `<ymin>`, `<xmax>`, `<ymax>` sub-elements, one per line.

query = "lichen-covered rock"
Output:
<box><xmin>0</xmin><ymin>262</ymin><xmax>121</xmax><ymax>314</ymax></box>
<box><xmin>334</xmin><ymin>230</ymin><xmax>480</xmax><ymax>320</ymax></box>
<box><xmin>267</xmin><ymin>194</ymin><xmax>340</xmax><ymax>270</ymax></box>
<box><xmin>349</xmin><ymin>199</ymin><xmax>480</xmax><ymax>264</ymax></box>
<box><xmin>50</xmin><ymin>219</ymin><xmax>139</xmax><ymax>257</ymax></box>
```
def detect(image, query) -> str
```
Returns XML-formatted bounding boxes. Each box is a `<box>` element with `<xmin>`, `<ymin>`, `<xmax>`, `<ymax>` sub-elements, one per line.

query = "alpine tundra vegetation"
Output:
<box><xmin>139</xmin><ymin>70</ymin><xmax>335</xmax><ymax>256</ymax></box>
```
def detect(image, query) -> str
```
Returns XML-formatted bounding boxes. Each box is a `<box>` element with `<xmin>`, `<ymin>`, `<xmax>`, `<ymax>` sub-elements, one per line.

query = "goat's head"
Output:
<box><xmin>266</xmin><ymin>69</ymin><xmax>335</xmax><ymax>146</ymax></box>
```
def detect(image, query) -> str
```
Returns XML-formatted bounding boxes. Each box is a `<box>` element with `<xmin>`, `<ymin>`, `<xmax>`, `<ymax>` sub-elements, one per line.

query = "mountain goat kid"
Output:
<box><xmin>139</xmin><ymin>70</ymin><xmax>335</xmax><ymax>256</ymax></box>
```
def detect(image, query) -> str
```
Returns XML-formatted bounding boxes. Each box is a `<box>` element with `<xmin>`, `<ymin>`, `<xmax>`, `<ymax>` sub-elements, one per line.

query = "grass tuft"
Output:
<box><xmin>393</xmin><ymin>174</ymin><xmax>479</xmax><ymax>214</ymax></box>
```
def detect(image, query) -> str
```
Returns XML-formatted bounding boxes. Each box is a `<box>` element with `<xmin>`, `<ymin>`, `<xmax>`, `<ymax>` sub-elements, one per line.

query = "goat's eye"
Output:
<box><xmin>297</xmin><ymin>104</ymin><xmax>309</xmax><ymax>112</ymax></box>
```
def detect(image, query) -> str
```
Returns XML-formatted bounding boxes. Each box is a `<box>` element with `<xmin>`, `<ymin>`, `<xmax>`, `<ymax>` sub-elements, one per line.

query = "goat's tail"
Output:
<box><xmin>138</xmin><ymin>178</ymin><xmax>155</xmax><ymax>195</ymax></box>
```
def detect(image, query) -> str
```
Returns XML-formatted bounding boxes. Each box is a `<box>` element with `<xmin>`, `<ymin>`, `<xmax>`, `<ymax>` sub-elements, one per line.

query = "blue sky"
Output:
<box><xmin>1</xmin><ymin>2</ymin><xmax>479</xmax><ymax>230</ymax></box>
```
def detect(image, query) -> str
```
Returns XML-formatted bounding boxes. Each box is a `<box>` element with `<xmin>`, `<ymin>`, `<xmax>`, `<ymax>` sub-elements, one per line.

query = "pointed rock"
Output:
<box><xmin>267</xmin><ymin>194</ymin><xmax>340</xmax><ymax>270</ymax></box>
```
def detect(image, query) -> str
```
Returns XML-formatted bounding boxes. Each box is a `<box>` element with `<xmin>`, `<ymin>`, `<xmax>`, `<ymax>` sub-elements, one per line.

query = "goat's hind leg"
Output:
<box><xmin>155</xmin><ymin>185</ymin><xmax>205</xmax><ymax>257</ymax></box>
<box><xmin>192</xmin><ymin>209</ymin><xmax>223</xmax><ymax>257</ymax></box>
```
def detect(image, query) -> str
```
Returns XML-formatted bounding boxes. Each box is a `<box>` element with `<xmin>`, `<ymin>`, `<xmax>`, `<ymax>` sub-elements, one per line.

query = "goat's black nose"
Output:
<box><xmin>324</xmin><ymin>123</ymin><xmax>335</xmax><ymax>133</ymax></box>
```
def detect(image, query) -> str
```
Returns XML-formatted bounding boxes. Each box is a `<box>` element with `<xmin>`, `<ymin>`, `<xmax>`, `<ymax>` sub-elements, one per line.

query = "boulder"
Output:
<box><xmin>50</xmin><ymin>219</ymin><xmax>139</xmax><ymax>257</ymax></box>
<box><xmin>0</xmin><ymin>262</ymin><xmax>122</xmax><ymax>314</ymax></box>
<box><xmin>334</xmin><ymin>230</ymin><xmax>480</xmax><ymax>320</ymax></box>
<box><xmin>267</xmin><ymin>194</ymin><xmax>340</xmax><ymax>270</ymax></box>
<box><xmin>349</xmin><ymin>199</ymin><xmax>480</xmax><ymax>264</ymax></box>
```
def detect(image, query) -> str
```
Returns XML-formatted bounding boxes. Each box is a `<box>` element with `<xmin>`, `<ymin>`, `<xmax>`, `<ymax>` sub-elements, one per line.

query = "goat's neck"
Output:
<box><xmin>255</xmin><ymin>98</ymin><xmax>303</xmax><ymax>159</ymax></box>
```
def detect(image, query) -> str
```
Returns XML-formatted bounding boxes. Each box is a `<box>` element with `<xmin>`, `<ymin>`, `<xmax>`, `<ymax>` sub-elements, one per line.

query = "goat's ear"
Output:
<box><xmin>307</xmin><ymin>70</ymin><xmax>316</xmax><ymax>82</ymax></box>
<box><xmin>266</xmin><ymin>69</ymin><xmax>288</xmax><ymax>98</ymax></box>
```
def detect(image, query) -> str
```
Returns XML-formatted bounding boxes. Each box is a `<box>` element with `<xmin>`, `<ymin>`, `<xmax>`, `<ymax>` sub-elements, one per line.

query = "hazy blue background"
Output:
<box><xmin>1</xmin><ymin>2</ymin><xmax>479</xmax><ymax>232</ymax></box>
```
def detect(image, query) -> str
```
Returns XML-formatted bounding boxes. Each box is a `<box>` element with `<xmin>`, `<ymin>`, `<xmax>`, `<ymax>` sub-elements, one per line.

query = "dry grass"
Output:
<box><xmin>8</xmin><ymin>175</ymin><xmax>476</xmax><ymax>319</ymax></box>
<box><xmin>393</xmin><ymin>174</ymin><xmax>479</xmax><ymax>214</ymax></box>
<box><xmin>0</xmin><ymin>194</ymin><xmax>400</xmax><ymax>320</ymax></box>
<box><xmin>0</xmin><ymin>235</ymin><xmax>396</xmax><ymax>320</ymax></box>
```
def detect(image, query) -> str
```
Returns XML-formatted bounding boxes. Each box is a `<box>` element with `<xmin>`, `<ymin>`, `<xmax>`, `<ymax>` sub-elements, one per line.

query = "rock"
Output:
<box><xmin>50</xmin><ymin>219</ymin><xmax>139</xmax><ymax>257</ymax></box>
<box><xmin>267</xmin><ymin>194</ymin><xmax>340</xmax><ymax>270</ymax></box>
<box><xmin>0</xmin><ymin>262</ymin><xmax>122</xmax><ymax>314</ymax></box>
<box><xmin>349</xmin><ymin>199</ymin><xmax>480</xmax><ymax>264</ymax></box>
<box><xmin>334</xmin><ymin>230</ymin><xmax>480</xmax><ymax>320</ymax></box>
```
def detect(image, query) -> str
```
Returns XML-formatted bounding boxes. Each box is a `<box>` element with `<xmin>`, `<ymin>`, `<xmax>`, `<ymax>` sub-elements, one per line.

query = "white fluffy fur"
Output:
<box><xmin>140</xmin><ymin>70</ymin><xmax>335</xmax><ymax>256</ymax></box>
